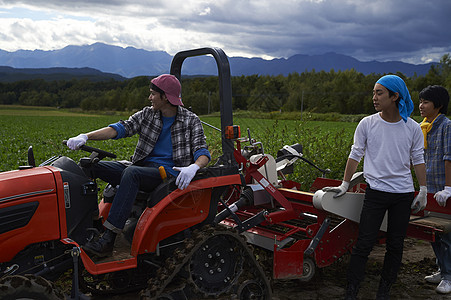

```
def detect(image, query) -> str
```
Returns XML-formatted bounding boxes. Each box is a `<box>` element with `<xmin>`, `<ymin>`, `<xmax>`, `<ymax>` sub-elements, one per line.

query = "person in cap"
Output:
<box><xmin>66</xmin><ymin>74</ymin><xmax>211</xmax><ymax>257</ymax></box>
<box><xmin>322</xmin><ymin>75</ymin><xmax>427</xmax><ymax>299</ymax></box>
<box><xmin>418</xmin><ymin>85</ymin><xmax>451</xmax><ymax>294</ymax></box>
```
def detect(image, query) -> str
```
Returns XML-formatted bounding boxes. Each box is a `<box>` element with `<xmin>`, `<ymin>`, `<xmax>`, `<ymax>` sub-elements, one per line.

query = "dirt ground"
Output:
<box><xmin>88</xmin><ymin>237</ymin><xmax>449</xmax><ymax>300</ymax></box>
<box><xmin>271</xmin><ymin>238</ymin><xmax>448</xmax><ymax>300</ymax></box>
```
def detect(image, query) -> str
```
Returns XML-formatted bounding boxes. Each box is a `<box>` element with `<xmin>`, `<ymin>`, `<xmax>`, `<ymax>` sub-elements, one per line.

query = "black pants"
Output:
<box><xmin>347</xmin><ymin>187</ymin><xmax>414</xmax><ymax>285</ymax></box>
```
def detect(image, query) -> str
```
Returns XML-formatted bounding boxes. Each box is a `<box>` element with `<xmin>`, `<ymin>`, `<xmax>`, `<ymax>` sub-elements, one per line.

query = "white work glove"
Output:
<box><xmin>322</xmin><ymin>181</ymin><xmax>350</xmax><ymax>198</ymax></box>
<box><xmin>411</xmin><ymin>186</ymin><xmax>427</xmax><ymax>213</ymax></box>
<box><xmin>434</xmin><ymin>186</ymin><xmax>451</xmax><ymax>207</ymax></box>
<box><xmin>67</xmin><ymin>134</ymin><xmax>88</xmax><ymax>150</ymax></box>
<box><xmin>173</xmin><ymin>164</ymin><xmax>200</xmax><ymax>190</ymax></box>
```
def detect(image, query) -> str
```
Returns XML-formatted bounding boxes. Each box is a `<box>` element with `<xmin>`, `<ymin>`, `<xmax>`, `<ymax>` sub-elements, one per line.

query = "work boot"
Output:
<box><xmin>375</xmin><ymin>277</ymin><xmax>392</xmax><ymax>300</ymax></box>
<box><xmin>83</xmin><ymin>229</ymin><xmax>117</xmax><ymax>258</ymax></box>
<box><xmin>344</xmin><ymin>281</ymin><xmax>360</xmax><ymax>300</ymax></box>
<box><xmin>92</xmin><ymin>217</ymin><xmax>105</xmax><ymax>233</ymax></box>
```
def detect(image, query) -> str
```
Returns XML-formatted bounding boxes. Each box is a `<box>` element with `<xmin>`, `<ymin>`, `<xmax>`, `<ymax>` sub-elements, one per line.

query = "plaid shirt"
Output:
<box><xmin>423</xmin><ymin>114</ymin><xmax>451</xmax><ymax>193</ymax></box>
<box><xmin>119</xmin><ymin>106</ymin><xmax>208</xmax><ymax>167</ymax></box>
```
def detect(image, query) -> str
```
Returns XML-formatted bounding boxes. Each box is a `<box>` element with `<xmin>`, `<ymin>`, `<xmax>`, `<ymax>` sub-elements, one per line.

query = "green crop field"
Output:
<box><xmin>0</xmin><ymin>105</ymin><xmax>359</xmax><ymax>189</ymax></box>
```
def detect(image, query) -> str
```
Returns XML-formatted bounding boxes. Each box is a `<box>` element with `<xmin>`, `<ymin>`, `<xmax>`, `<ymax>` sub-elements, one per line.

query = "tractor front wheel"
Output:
<box><xmin>0</xmin><ymin>274</ymin><xmax>65</xmax><ymax>300</ymax></box>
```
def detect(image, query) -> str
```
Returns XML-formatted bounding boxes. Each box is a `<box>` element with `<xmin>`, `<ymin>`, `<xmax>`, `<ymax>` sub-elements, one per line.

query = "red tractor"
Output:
<box><xmin>0</xmin><ymin>48</ymin><xmax>272</xmax><ymax>299</ymax></box>
<box><xmin>0</xmin><ymin>47</ymin><xmax>449</xmax><ymax>300</ymax></box>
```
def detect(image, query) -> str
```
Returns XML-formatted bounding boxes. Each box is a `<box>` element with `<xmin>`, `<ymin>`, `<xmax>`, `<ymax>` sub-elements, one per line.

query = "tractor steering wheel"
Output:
<box><xmin>62</xmin><ymin>140</ymin><xmax>117</xmax><ymax>159</ymax></box>
<box><xmin>79</xmin><ymin>144</ymin><xmax>117</xmax><ymax>159</ymax></box>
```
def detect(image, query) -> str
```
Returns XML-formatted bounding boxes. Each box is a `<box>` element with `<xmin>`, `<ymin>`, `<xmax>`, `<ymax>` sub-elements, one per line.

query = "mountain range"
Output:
<box><xmin>0</xmin><ymin>66</ymin><xmax>125</xmax><ymax>82</ymax></box>
<box><xmin>0</xmin><ymin>43</ymin><xmax>436</xmax><ymax>79</ymax></box>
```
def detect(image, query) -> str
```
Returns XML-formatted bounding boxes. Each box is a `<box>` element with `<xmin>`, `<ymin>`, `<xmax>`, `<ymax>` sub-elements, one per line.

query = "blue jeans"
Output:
<box><xmin>88</xmin><ymin>161</ymin><xmax>163</xmax><ymax>232</ymax></box>
<box><xmin>347</xmin><ymin>187</ymin><xmax>414</xmax><ymax>285</ymax></box>
<box><xmin>432</xmin><ymin>232</ymin><xmax>451</xmax><ymax>281</ymax></box>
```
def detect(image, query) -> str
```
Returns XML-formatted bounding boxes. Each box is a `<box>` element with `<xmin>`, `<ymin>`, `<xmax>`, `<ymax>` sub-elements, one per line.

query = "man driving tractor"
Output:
<box><xmin>66</xmin><ymin>74</ymin><xmax>211</xmax><ymax>258</ymax></box>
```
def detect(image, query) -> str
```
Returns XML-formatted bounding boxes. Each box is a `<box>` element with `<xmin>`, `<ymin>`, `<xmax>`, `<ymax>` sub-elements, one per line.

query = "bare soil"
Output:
<box><xmin>271</xmin><ymin>238</ymin><xmax>448</xmax><ymax>300</ymax></box>
<box><xmin>88</xmin><ymin>237</ymin><xmax>448</xmax><ymax>300</ymax></box>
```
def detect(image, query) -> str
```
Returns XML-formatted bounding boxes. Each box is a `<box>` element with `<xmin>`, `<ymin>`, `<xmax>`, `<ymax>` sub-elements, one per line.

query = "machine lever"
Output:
<box><xmin>304</xmin><ymin>218</ymin><xmax>331</xmax><ymax>256</ymax></box>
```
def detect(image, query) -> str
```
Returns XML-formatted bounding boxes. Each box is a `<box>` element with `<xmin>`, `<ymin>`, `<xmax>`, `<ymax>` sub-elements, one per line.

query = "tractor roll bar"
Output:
<box><xmin>170</xmin><ymin>47</ymin><xmax>234</xmax><ymax>165</ymax></box>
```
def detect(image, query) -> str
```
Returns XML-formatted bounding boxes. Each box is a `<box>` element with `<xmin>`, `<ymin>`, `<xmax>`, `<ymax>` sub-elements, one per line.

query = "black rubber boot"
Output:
<box><xmin>344</xmin><ymin>281</ymin><xmax>360</xmax><ymax>300</ymax></box>
<box><xmin>375</xmin><ymin>277</ymin><xmax>392</xmax><ymax>300</ymax></box>
<box><xmin>83</xmin><ymin>229</ymin><xmax>117</xmax><ymax>258</ymax></box>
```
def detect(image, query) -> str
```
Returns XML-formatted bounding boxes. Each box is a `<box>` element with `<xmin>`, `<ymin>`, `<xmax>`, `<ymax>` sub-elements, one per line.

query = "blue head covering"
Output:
<box><xmin>376</xmin><ymin>75</ymin><xmax>413</xmax><ymax>122</ymax></box>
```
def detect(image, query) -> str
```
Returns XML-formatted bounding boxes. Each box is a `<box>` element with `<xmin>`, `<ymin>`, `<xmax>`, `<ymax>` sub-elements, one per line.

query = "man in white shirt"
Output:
<box><xmin>324</xmin><ymin>75</ymin><xmax>427</xmax><ymax>300</ymax></box>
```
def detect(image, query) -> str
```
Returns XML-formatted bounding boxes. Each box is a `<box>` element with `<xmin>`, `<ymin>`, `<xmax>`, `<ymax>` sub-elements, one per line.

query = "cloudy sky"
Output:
<box><xmin>0</xmin><ymin>0</ymin><xmax>450</xmax><ymax>64</ymax></box>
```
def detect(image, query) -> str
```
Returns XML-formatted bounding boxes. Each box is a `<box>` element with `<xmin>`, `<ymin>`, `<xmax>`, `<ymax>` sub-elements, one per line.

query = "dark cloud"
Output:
<box><xmin>0</xmin><ymin>0</ymin><xmax>450</xmax><ymax>63</ymax></box>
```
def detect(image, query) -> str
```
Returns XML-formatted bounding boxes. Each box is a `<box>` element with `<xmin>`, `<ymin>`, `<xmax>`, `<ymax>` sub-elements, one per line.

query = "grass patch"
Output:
<box><xmin>0</xmin><ymin>106</ymin><xmax>361</xmax><ymax>188</ymax></box>
<box><xmin>0</xmin><ymin>105</ymin><xmax>99</xmax><ymax>117</ymax></box>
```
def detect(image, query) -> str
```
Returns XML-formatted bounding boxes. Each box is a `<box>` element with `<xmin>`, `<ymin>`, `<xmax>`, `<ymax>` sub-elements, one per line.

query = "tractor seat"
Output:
<box><xmin>146</xmin><ymin>164</ymin><xmax>240</xmax><ymax>207</ymax></box>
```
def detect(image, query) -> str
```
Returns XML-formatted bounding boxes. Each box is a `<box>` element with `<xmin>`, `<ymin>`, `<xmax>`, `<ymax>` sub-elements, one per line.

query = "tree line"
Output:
<box><xmin>1</xmin><ymin>54</ymin><xmax>449</xmax><ymax>116</ymax></box>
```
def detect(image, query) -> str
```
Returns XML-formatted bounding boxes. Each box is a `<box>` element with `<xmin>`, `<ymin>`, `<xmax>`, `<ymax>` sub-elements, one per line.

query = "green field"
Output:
<box><xmin>0</xmin><ymin>105</ymin><xmax>359</xmax><ymax>189</ymax></box>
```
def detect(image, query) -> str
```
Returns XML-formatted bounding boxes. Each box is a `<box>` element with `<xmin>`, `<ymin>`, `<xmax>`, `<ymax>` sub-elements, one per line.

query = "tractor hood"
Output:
<box><xmin>0</xmin><ymin>166</ymin><xmax>62</xmax><ymax>263</ymax></box>
<box><xmin>0</xmin><ymin>167</ymin><xmax>57</xmax><ymax>204</ymax></box>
